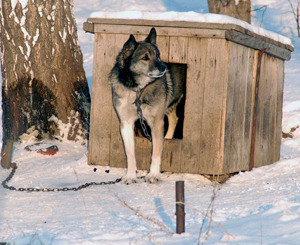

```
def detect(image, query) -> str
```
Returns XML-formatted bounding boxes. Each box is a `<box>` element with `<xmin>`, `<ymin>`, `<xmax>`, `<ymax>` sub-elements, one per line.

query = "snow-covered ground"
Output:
<box><xmin>1</xmin><ymin>0</ymin><xmax>300</xmax><ymax>244</ymax></box>
<box><xmin>1</xmin><ymin>141</ymin><xmax>299</xmax><ymax>244</ymax></box>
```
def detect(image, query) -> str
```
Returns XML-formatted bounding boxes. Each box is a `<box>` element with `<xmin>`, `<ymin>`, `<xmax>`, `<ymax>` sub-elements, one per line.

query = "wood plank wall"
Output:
<box><xmin>223</xmin><ymin>43</ymin><xmax>256</xmax><ymax>173</ymax></box>
<box><xmin>182</xmin><ymin>38</ymin><xmax>229</xmax><ymax>174</ymax></box>
<box><xmin>88</xmin><ymin>33</ymin><xmax>116</xmax><ymax>166</ymax></box>
<box><xmin>254</xmin><ymin>54</ymin><xmax>284</xmax><ymax>167</ymax></box>
<box><xmin>89</xmin><ymin>29</ymin><xmax>285</xmax><ymax>175</ymax></box>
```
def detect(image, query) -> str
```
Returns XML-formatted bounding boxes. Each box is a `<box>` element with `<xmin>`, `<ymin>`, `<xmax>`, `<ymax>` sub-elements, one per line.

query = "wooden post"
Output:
<box><xmin>249</xmin><ymin>49</ymin><xmax>266</xmax><ymax>170</ymax></box>
<box><xmin>1</xmin><ymin>140</ymin><xmax>14</xmax><ymax>169</ymax></box>
<box><xmin>176</xmin><ymin>181</ymin><xmax>185</xmax><ymax>234</ymax></box>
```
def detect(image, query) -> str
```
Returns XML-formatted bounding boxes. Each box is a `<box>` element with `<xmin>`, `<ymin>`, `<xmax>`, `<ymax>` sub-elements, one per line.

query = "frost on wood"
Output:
<box><xmin>0</xmin><ymin>0</ymin><xmax>91</xmax><ymax>144</ymax></box>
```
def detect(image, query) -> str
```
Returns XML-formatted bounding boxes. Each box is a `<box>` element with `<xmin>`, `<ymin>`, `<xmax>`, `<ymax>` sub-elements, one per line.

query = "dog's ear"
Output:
<box><xmin>122</xmin><ymin>34</ymin><xmax>137</xmax><ymax>58</ymax></box>
<box><xmin>145</xmin><ymin>27</ymin><xmax>156</xmax><ymax>45</ymax></box>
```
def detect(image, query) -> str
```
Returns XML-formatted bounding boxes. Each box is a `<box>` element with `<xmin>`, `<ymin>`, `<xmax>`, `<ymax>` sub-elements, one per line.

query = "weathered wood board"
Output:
<box><xmin>223</xmin><ymin>43</ymin><xmax>256</xmax><ymax>173</ymax></box>
<box><xmin>88</xmin><ymin>33</ymin><xmax>115</xmax><ymax>166</ymax></box>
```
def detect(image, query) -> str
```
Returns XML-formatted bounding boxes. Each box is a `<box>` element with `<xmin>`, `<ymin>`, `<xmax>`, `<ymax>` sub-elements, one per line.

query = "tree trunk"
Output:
<box><xmin>0</xmin><ymin>0</ymin><xmax>90</xmax><ymax>145</ymax></box>
<box><xmin>208</xmin><ymin>0</ymin><xmax>251</xmax><ymax>24</ymax></box>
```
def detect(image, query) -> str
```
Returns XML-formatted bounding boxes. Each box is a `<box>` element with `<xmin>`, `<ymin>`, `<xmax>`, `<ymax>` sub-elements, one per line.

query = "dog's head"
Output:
<box><xmin>118</xmin><ymin>28</ymin><xmax>167</xmax><ymax>87</ymax></box>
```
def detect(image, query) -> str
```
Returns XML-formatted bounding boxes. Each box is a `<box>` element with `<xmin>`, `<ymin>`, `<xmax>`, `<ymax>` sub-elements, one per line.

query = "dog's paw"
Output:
<box><xmin>121</xmin><ymin>175</ymin><xmax>137</xmax><ymax>185</ymax></box>
<box><xmin>145</xmin><ymin>173</ymin><xmax>160</xmax><ymax>184</ymax></box>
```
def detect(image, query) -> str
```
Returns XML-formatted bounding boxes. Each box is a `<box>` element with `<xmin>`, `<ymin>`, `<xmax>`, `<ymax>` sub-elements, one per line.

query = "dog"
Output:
<box><xmin>109</xmin><ymin>28</ymin><xmax>185</xmax><ymax>184</ymax></box>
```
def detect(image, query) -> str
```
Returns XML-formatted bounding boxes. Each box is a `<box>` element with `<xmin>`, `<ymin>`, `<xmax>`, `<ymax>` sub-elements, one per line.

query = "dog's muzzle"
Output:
<box><xmin>147</xmin><ymin>69</ymin><xmax>167</xmax><ymax>78</ymax></box>
<box><xmin>148</xmin><ymin>59</ymin><xmax>167</xmax><ymax>78</ymax></box>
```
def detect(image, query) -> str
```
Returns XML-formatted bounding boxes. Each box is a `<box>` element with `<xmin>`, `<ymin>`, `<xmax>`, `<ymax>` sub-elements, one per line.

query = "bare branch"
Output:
<box><xmin>197</xmin><ymin>181</ymin><xmax>220</xmax><ymax>244</ymax></box>
<box><xmin>288</xmin><ymin>0</ymin><xmax>297</xmax><ymax>19</ymax></box>
<box><xmin>251</xmin><ymin>5</ymin><xmax>268</xmax><ymax>27</ymax></box>
<box><xmin>297</xmin><ymin>0</ymin><xmax>300</xmax><ymax>36</ymax></box>
<box><xmin>113</xmin><ymin>192</ymin><xmax>175</xmax><ymax>234</ymax></box>
<box><xmin>288</xmin><ymin>0</ymin><xmax>300</xmax><ymax>37</ymax></box>
<box><xmin>251</xmin><ymin>5</ymin><xmax>267</xmax><ymax>12</ymax></box>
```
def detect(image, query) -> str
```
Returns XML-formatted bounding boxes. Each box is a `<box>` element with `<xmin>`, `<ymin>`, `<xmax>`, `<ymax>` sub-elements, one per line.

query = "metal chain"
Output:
<box><xmin>1</xmin><ymin>164</ymin><xmax>122</xmax><ymax>192</ymax></box>
<box><xmin>134</xmin><ymin>90</ymin><xmax>152</xmax><ymax>142</ymax></box>
<box><xmin>1</xmin><ymin>89</ymin><xmax>153</xmax><ymax>193</ymax></box>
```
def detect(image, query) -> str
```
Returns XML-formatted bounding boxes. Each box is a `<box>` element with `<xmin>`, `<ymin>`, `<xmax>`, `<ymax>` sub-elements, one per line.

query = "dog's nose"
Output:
<box><xmin>156</xmin><ymin>59</ymin><xmax>167</xmax><ymax>72</ymax></box>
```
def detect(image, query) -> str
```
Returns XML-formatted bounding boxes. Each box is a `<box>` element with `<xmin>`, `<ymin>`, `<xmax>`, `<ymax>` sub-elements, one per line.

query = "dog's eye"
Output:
<box><xmin>142</xmin><ymin>54</ymin><xmax>149</xmax><ymax>61</ymax></box>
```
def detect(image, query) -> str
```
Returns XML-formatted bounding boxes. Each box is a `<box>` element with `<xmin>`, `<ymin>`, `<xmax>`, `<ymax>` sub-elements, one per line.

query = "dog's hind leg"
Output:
<box><xmin>146</xmin><ymin>116</ymin><xmax>164</xmax><ymax>183</ymax></box>
<box><xmin>120</xmin><ymin>121</ymin><xmax>137</xmax><ymax>184</ymax></box>
<box><xmin>165</xmin><ymin>108</ymin><xmax>178</xmax><ymax>139</ymax></box>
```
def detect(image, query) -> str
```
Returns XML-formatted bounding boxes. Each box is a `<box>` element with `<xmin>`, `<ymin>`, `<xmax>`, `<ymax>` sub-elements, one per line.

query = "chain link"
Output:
<box><xmin>1</xmin><ymin>164</ymin><xmax>122</xmax><ymax>192</ymax></box>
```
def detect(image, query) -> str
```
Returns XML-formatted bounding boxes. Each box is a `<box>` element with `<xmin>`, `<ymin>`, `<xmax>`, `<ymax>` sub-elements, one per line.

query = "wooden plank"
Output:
<box><xmin>267</xmin><ymin>56</ymin><xmax>278</xmax><ymax>166</ymax></box>
<box><xmin>169</xmin><ymin>37</ymin><xmax>188</xmax><ymax>64</ymax></box>
<box><xmin>180</xmin><ymin>37</ymin><xmax>205</xmax><ymax>174</ymax></box>
<box><xmin>109</xmin><ymin>34</ymin><xmax>131</xmax><ymax>168</ymax></box>
<box><xmin>252</xmin><ymin>54</ymin><xmax>279</xmax><ymax>168</ymax></box>
<box><xmin>88</xmin><ymin>33</ymin><xmax>115</xmax><ymax>166</ymax></box>
<box><xmin>87</xmin><ymin>18</ymin><xmax>242</xmax><ymax>30</ymax></box>
<box><xmin>199</xmin><ymin>38</ymin><xmax>228</xmax><ymax>174</ymax></box>
<box><xmin>226</xmin><ymin>30</ymin><xmax>292</xmax><ymax>60</ymax></box>
<box><xmin>243</xmin><ymin>48</ymin><xmax>256</xmax><ymax>170</ymax></box>
<box><xmin>92</xmin><ymin>24</ymin><xmax>226</xmax><ymax>39</ymax></box>
<box><xmin>135</xmin><ymin>34</ymin><xmax>147</xmax><ymax>41</ymax></box>
<box><xmin>83</xmin><ymin>22</ymin><xmax>94</xmax><ymax>33</ymax></box>
<box><xmin>109</xmin><ymin>109</ymin><xmax>126</xmax><ymax>168</ymax></box>
<box><xmin>85</xmin><ymin>18</ymin><xmax>294</xmax><ymax>52</ymax></box>
<box><xmin>181</xmin><ymin>38</ymin><xmax>228</xmax><ymax>174</ymax></box>
<box><xmin>223</xmin><ymin>44</ymin><xmax>237</xmax><ymax>173</ymax></box>
<box><xmin>261</xmin><ymin>55</ymin><xmax>274</xmax><ymax>167</ymax></box>
<box><xmin>156</xmin><ymin>36</ymin><xmax>169</xmax><ymax>62</ymax></box>
<box><xmin>247</xmin><ymin>50</ymin><xmax>258</xmax><ymax>170</ymax></box>
<box><xmin>135</xmin><ymin>137</ymin><xmax>152</xmax><ymax>171</ymax></box>
<box><xmin>253</xmin><ymin>54</ymin><xmax>267</xmax><ymax>167</ymax></box>
<box><xmin>275</xmin><ymin>59</ymin><xmax>284</xmax><ymax>161</ymax></box>
<box><xmin>161</xmin><ymin>140</ymin><xmax>182</xmax><ymax>173</ymax></box>
<box><xmin>231</xmin><ymin>44</ymin><xmax>245</xmax><ymax>171</ymax></box>
<box><xmin>223</xmin><ymin>43</ymin><xmax>254</xmax><ymax>173</ymax></box>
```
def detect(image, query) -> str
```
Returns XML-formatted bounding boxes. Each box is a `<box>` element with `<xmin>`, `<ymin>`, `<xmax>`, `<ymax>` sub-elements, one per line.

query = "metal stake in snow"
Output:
<box><xmin>176</xmin><ymin>181</ymin><xmax>185</xmax><ymax>234</ymax></box>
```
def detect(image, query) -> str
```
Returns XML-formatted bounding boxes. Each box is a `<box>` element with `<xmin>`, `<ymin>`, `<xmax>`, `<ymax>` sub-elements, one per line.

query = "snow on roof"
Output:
<box><xmin>90</xmin><ymin>11</ymin><xmax>292</xmax><ymax>46</ymax></box>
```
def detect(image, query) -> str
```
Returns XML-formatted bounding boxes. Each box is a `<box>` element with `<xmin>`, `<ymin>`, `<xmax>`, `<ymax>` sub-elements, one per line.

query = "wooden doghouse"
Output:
<box><xmin>83</xmin><ymin>18</ymin><xmax>293</xmax><ymax>175</ymax></box>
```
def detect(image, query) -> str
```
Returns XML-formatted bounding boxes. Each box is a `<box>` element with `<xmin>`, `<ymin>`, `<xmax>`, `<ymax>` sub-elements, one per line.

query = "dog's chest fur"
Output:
<box><xmin>111</xmin><ymin>78</ymin><xmax>168</xmax><ymax>121</ymax></box>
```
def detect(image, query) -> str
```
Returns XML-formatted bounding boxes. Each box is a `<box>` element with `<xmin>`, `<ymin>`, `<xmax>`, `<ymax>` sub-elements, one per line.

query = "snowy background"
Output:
<box><xmin>0</xmin><ymin>0</ymin><xmax>300</xmax><ymax>244</ymax></box>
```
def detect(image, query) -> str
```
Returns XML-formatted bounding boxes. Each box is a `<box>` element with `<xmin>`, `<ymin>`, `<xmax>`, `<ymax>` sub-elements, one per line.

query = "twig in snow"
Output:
<box><xmin>153</xmin><ymin>200</ymin><xmax>233</xmax><ymax>239</ymax></box>
<box><xmin>197</xmin><ymin>180</ymin><xmax>220</xmax><ymax>244</ymax></box>
<box><xmin>113</xmin><ymin>192</ymin><xmax>175</xmax><ymax>235</ymax></box>
<box><xmin>206</xmin><ymin>181</ymin><xmax>218</xmax><ymax>236</ymax></box>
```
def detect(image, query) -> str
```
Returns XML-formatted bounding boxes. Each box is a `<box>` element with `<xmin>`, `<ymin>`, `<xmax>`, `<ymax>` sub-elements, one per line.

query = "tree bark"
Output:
<box><xmin>208</xmin><ymin>0</ymin><xmax>251</xmax><ymax>24</ymax></box>
<box><xmin>0</xmin><ymin>0</ymin><xmax>90</xmax><ymax>145</ymax></box>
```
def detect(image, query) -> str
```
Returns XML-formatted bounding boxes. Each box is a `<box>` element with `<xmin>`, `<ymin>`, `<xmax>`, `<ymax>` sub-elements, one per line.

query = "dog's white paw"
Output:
<box><xmin>121</xmin><ymin>174</ymin><xmax>137</xmax><ymax>185</ymax></box>
<box><xmin>145</xmin><ymin>172</ymin><xmax>160</xmax><ymax>184</ymax></box>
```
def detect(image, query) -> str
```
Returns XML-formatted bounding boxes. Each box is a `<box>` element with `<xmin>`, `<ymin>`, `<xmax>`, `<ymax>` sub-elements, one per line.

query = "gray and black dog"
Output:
<box><xmin>109</xmin><ymin>28</ymin><xmax>185</xmax><ymax>184</ymax></box>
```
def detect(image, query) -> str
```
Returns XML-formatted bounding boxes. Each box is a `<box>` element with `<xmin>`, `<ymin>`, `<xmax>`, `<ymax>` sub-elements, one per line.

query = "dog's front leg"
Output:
<box><xmin>146</xmin><ymin>117</ymin><xmax>164</xmax><ymax>183</ymax></box>
<box><xmin>120</xmin><ymin>121</ymin><xmax>137</xmax><ymax>184</ymax></box>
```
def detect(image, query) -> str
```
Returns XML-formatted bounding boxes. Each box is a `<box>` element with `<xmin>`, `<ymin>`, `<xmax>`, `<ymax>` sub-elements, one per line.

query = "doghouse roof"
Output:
<box><xmin>84</xmin><ymin>11</ymin><xmax>294</xmax><ymax>60</ymax></box>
